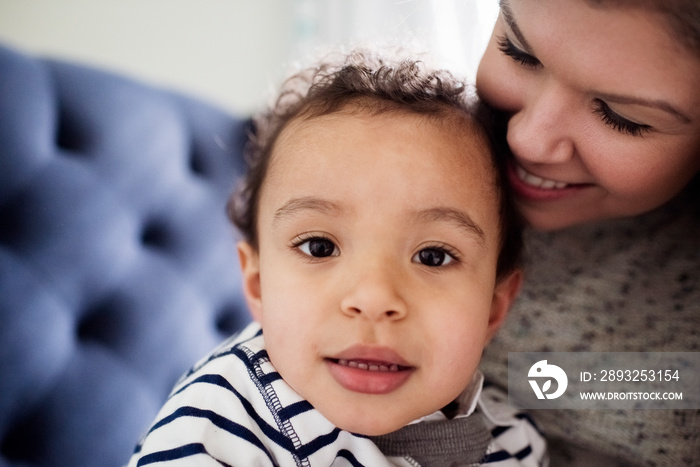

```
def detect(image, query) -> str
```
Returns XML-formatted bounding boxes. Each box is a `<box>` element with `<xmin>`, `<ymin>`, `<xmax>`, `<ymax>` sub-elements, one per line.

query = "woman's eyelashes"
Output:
<box><xmin>497</xmin><ymin>35</ymin><xmax>540</xmax><ymax>68</ymax></box>
<box><xmin>592</xmin><ymin>99</ymin><xmax>652</xmax><ymax>137</ymax></box>
<box><xmin>497</xmin><ymin>34</ymin><xmax>652</xmax><ymax>137</ymax></box>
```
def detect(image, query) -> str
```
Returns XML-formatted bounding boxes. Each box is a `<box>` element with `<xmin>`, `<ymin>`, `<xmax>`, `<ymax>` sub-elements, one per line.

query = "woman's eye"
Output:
<box><xmin>593</xmin><ymin>99</ymin><xmax>652</xmax><ymax>137</ymax></box>
<box><xmin>413</xmin><ymin>248</ymin><xmax>456</xmax><ymax>267</ymax></box>
<box><xmin>497</xmin><ymin>36</ymin><xmax>541</xmax><ymax>68</ymax></box>
<box><xmin>296</xmin><ymin>237</ymin><xmax>338</xmax><ymax>258</ymax></box>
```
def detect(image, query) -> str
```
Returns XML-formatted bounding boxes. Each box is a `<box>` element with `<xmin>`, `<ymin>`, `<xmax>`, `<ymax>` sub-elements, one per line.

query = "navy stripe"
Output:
<box><xmin>278</xmin><ymin>400</ymin><xmax>314</xmax><ymax>420</ymax></box>
<box><xmin>147</xmin><ymin>405</ymin><xmax>281</xmax><ymax>462</ymax></box>
<box><xmin>232</xmin><ymin>345</ymin><xmax>262</xmax><ymax>364</ymax></box>
<box><xmin>231</xmin><ymin>347</ymin><xmax>280</xmax><ymax>386</ymax></box>
<box><xmin>480</xmin><ymin>444</ymin><xmax>533</xmax><ymax>463</ymax></box>
<box><xmin>178</xmin><ymin>335</ymin><xmax>254</xmax><ymax>380</ymax></box>
<box><xmin>259</xmin><ymin>371</ymin><xmax>284</xmax><ymax>386</ymax></box>
<box><xmin>515</xmin><ymin>444</ymin><xmax>533</xmax><ymax>460</ymax></box>
<box><xmin>169</xmin><ymin>374</ymin><xmax>296</xmax><ymax>452</ymax></box>
<box><xmin>251</xmin><ymin>348</ymin><xmax>269</xmax><ymax>361</ymax></box>
<box><xmin>163</xmin><ymin>390</ymin><xmax>347</xmax><ymax>462</ymax></box>
<box><xmin>481</xmin><ymin>449</ymin><xmax>512</xmax><ymax>462</ymax></box>
<box><xmin>336</xmin><ymin>449</ymin><xmax>367</xmax><ymax>467</ymax></box>
<box><xmin>208</xmin><ymin>332</ymin><xmax>263</xmax><ymax>363</ymax></box>
<box><xmin>137</xmin><ymin>443</ymin><xmax>234</xmax><ymax>467</ymax></box>
<box><xmin>141</xmin><ymin>335</ymin><xmax>380</xmax><ymax>465</ymax></box>
<box><xmin>296</xmin><ymin>428</ymin><xmax>343</xmax><ymax>459</ymax></box>
<box><xmin>229</xmin><ymin>345</ymin><xmax>268</xmax><ymax>366</ymax></box>
<box><xmin>172</xmin><ymin>373</ymin><xmax>230</xmax><ymax>397</ymax></box>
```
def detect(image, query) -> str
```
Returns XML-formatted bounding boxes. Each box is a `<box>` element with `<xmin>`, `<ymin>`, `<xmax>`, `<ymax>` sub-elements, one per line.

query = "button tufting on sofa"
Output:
<box><xmin>0</xmin><ymin>43</ymin><xmax>252</xmax><ymax>467</ymax></box>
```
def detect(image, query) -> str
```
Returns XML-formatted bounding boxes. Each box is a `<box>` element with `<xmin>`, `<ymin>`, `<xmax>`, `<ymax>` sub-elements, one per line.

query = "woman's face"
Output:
<box><xmin>477</xmin><ymin>0</ymin><xmax>700</xmax><ymax>230</ymax></box>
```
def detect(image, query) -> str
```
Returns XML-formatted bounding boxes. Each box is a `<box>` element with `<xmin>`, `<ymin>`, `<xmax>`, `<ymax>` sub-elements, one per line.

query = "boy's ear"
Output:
<box><xmin>486</xmin><ymin>269</ymin><xmax>523</xmax><ymax>343</ymax></box>
<box><xmin>237</xmin><ymin>241</ymin><xmax>263</xmax><ymax>323</ymax></box>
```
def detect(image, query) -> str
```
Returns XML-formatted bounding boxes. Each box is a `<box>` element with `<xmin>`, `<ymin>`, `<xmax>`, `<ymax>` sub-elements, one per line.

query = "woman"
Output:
<box><xmin>475</xmin><ymin>0</ymin><xmax>700</xmax><ymax>465</ymax></box>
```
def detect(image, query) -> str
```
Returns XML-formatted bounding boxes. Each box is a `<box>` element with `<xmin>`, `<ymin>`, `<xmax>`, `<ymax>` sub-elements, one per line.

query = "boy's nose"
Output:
<box><xmin>339</xmin><ymin>260</ymin><xmax>408</xmax><ymax>322</ymax></box>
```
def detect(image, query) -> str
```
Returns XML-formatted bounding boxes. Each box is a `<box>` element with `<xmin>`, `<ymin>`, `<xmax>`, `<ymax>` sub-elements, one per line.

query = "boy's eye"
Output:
<box><xmin>497</xmin><ymin>35</ymin><xmax>541</xmax><ymax>68</ymax></box>
<box><xmin>413</xmin><ymin>248</ymin><xmax>455</xmax><ymax>267</ymax></box>
<box><xmin>297</xmin><ymin>237</ymin><xmax>338</xmax><ymax>258</ymax></box>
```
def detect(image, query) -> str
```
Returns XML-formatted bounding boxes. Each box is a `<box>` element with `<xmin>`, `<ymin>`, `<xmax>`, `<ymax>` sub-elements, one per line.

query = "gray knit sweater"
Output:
<box><xmin>481</xmin><ymin>181</ymin><xmax>700</xmax><ymax>467</ymax></box>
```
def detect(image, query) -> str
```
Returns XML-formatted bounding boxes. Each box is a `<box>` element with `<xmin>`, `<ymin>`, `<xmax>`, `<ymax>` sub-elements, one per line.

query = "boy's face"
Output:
<box><xmin>238</xmin><ymin>105</ymin><xmax>521</xmax><ymax>436</ymax></box>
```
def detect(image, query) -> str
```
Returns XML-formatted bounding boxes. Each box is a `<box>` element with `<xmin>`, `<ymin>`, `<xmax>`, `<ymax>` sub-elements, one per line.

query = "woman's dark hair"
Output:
<box><xmin>227</xmin><ymin>48</ymin><xmax>523</xmax><ymax>281</ymax></box>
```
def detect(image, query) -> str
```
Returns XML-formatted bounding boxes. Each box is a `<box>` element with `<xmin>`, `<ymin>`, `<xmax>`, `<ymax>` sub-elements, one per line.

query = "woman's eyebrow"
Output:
<box><xmin>499</xmin><ymin>0</ymin><xmax>533</xmax><ymax>51</ymax></box>
<box><xmin>598</xmin><ymin>93</ymin><xmax>691</xmax><ymax>124</ymax></box>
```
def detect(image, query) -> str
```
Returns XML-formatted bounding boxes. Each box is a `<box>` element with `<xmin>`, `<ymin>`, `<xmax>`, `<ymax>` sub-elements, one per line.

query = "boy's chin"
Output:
<box><xmin>327</xmin><ymin>408</ymin><xmax>430</xmax><ymax>436</ymax></box>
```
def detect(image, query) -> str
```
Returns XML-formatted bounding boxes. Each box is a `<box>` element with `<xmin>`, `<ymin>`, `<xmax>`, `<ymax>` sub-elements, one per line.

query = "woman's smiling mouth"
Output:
<box><xmin>514</xmin><ymin>164</ymin><xmax>569</xmax><ymax>190</ymax></box>
<box><xmin>508</xmin><ymin>162</ymin><xmax>592</xmax><ymax>201</ymax></box>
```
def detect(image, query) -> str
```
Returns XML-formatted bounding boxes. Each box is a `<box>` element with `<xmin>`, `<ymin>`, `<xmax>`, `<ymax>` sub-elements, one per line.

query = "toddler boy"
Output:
<box><xmin>129</xmin><ymin>48</ymin><xmax>547</xmax><ymax>466</ymax></box>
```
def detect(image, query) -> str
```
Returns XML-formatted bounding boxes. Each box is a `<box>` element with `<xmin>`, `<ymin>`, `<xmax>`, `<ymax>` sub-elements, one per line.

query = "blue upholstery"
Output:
<box><xmin>0</xmin><ymin>44</ymin><xmax>252</xmax><ymax>467</ymax></box>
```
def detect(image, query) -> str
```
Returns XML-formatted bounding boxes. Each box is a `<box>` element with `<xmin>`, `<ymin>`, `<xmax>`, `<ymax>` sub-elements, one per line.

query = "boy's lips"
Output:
<box><xmin>508</xmin><ymin>162</ymin><xmax>592</xmax><ymax>201</ymax></box>
<box><xmin>325</xmin><ymin>346</ymin><xmax>414</xmax><ymax>395</ymax></box>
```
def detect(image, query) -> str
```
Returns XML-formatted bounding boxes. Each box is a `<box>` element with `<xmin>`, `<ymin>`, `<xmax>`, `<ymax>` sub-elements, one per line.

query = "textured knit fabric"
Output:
<box><xmin>128</xmin><ymin>323</ymin><xmax>548</xmax><ymax>466</ymax></box>
<box><xmin>369</xmin><ymin>413</ymin><xmax>492</xmax><ymax>465</ymax></box>
<box><xmin>481</xmin><ymin>181</ymin><xmax>700</xmax><ymax>466</ymax></box>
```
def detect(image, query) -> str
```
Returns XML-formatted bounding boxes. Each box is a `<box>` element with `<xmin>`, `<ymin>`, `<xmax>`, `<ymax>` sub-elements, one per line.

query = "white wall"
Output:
<box><xmin>0</xmin><ymin>0</ymin><xmax>296</xmax><ymax>114</ymax></box>
<box><xmin>0</xmin><ymin>0</ymin><xmax>499</xmax><ymax>115</ymax></box>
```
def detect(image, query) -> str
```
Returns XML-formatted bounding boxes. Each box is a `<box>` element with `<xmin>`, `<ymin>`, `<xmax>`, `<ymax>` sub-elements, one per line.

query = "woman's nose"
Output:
<box><xmin>507</xmin><ymin>80</ymin><xmax>575</xmax><ymax>164</ymax></box>
<box><xmin>339</xmin><ymin>260</ymin><xmax>408</xmax><ymax>322</ymax></box>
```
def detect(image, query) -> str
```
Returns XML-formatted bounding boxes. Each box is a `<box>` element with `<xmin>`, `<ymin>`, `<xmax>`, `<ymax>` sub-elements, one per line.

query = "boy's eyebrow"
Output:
<box><xmin>414</xmin><ymin>207</ymin><xmax>486</xmax><ymax>246</ymax></box>
<box><xmin>273</xmin><ymin>196</ymin><xmax>343</xmax><ymax>224</ymax></box>
<box><xmin>273</xmin><ymin>198</ymin><xmax>486</xmax><ymax>244</ymax></box>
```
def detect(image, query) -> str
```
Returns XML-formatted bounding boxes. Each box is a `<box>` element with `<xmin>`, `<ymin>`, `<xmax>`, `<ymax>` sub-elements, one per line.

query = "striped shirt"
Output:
<box><xmin>128</xmin><ymin>323</ymin><xmax>547</xmax><ymax>466</ymax></box>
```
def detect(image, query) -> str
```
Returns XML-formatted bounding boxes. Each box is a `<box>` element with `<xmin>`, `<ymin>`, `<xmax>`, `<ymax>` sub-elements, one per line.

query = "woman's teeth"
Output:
<box><xmin>337</xmin><ymin>359</ymin><xmax>400</xmax><ymax>372</ymax></box>
<box><xmin>516</xmin><ymin>165</ymin><xmax>568</xmax><ymax>189</ymax></box>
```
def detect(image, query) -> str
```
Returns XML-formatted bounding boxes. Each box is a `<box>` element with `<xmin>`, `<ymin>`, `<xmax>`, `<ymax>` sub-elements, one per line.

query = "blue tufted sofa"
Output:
<box><xmin>0</xmin><ymin>43</ymin><xmax>252</xmax><ymax>467</ymax></box>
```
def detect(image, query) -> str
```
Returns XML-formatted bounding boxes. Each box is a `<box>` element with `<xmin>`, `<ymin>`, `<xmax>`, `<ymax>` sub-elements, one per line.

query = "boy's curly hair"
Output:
<box><xmin>227</xmin><ymin>48</ymin><xmax>522</xmax><ymax>280</ymax></box>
